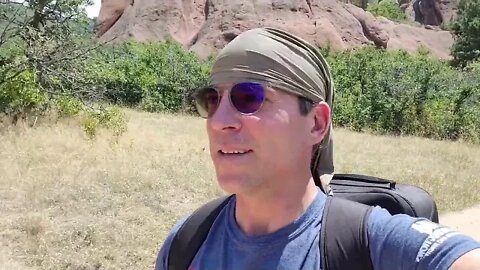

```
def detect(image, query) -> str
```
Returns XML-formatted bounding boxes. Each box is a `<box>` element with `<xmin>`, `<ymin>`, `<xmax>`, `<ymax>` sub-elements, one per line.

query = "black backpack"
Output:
<box><xmin>166</xmin><ymin>174</ymin><xmax>439</xmax><ymax>270</ymax></box>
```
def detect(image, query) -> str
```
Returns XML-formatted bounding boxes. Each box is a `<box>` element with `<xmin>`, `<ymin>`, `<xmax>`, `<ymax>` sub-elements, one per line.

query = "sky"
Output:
<box><xmin>11</xmin><ymin>0</ymin><xmax>102</xmax><ymax>18</ymax></box>
<box><xmin>85</xmin><ymin>0</ymin><xmax>102</xmax><ymax>18</ymax></box>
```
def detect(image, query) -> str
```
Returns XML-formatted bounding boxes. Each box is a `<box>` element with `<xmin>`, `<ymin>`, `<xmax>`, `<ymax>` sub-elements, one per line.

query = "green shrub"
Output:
<box><xmin>367</xmin><ymin>0</ymin><xmax>408</xmax><ymax>23</ymax></box>
<box><xmin>96</xmin><ymin>106</ymin><xmax>128</xmax><ymax>138</ymax></box>
<box><xmin>81</xmin><ymin>106</ymin><xmax>128</xmax><ymax>139</ymax></box>
<box><xmin>55</xmin><ymin>96</ymin><xmax>83</xmax><ymax>117</ymax></box>
<box><xmin>326</xmin><ymin>47</ymin><xmax>480</xmax><ymax>143</ymax></box>
<box><xmin>451</xmin><ymin>0</ymin><xmax>480</xmax><ymax>66</ymax></box>
<box><xmin>81</xmin><ymin>115</ymin><xmax>100</xmax><ymax>139</ymax></box>
<box><xmin>89</xmin><ymin>40</ymin><xmax>211</xmax><ymax>113</ymax></box>
<box><xmin>0</xmin><ymin>70</ymin><xmax>48</xmax><ymax>121</ymax></box>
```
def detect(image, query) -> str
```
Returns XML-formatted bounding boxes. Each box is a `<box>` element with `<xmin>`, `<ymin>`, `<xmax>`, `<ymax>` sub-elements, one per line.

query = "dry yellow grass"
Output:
<box><xmin>0</xmin><ymin>109</ymin><xmax>479</xmax><ymax>269</ymax></box>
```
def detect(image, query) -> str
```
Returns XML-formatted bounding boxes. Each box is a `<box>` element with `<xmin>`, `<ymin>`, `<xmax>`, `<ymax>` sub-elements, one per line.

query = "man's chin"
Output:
<box><xmin>216</xmin><ymin>175</ymin><xmax>254</xmax><ymax>195</ymax></box>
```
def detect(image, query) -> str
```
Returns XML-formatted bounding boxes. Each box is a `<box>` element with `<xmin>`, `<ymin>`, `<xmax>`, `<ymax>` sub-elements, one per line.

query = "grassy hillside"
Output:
<box><xmin>0</xmin><ymin>109</ymin><xmax>479</xmax><ymax>269</ymax></box>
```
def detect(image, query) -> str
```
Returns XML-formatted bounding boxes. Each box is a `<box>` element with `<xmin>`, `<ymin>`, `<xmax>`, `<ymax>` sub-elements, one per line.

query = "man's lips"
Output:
<box><xmin>218</xmin><ymin>149</ymin><xmax>253</xmax><ymax>155</ymax></box>
<box><xmin>217</xmin><ymin>150</ymin><xmax>254</xmax><ymax>159</ymax></box>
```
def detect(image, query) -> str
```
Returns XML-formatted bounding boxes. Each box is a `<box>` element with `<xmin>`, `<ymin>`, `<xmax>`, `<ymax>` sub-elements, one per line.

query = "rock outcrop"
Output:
<box><xmin>95</xmin><ymin>0</ymin><xmax>132</xmax><ymax>38</ymax></box>
<box><xmin>407</xmin><ymin>0</ymin><xmax>459</xmax><ymax>26</ymax></box>
<box><xmin>96</xmin><ymin>0</ymin><xmax>455</xmax><ymax>59</ymax></box>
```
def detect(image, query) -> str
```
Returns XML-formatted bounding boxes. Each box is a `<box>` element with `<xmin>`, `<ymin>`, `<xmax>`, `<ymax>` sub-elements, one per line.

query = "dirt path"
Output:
<box><xmin>440</xmin><ymin>204</ymin><xmax>480</xmax><ymax>241</ymax></box>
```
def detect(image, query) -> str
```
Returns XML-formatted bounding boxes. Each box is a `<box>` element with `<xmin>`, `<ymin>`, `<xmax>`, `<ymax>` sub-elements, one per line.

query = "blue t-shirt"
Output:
<box><xmin>155</xmin><ymin>191</ymin><xmax>480</xmax><ymax>270</ymax></box>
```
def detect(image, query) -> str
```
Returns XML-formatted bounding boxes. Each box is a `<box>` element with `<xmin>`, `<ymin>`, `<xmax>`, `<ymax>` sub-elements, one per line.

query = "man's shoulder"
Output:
<box><xmin>366</xmin><ymin>205</ymin><xmax>455</xmax><ymax>244</ymax></box>
<box><xmin>367</xmin><ymin>205</ymin><xmax>419</xmax><ymax>226</ymax></box>
<box><xmin>367</xmin><ymin>206</ymin><xmax>480</xmax><ymax>269</ymax></box>
<box><xmin>154</xmin><ymin>215</ymin><xmax>189</xmax><ymax>270</ymax></box>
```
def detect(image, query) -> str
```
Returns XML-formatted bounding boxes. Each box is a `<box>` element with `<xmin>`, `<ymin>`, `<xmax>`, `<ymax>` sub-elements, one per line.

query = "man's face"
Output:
<box><xmin>206</xmin><ymin>83</ymin><xmax>323</xmax><ymax>195</ymax></box>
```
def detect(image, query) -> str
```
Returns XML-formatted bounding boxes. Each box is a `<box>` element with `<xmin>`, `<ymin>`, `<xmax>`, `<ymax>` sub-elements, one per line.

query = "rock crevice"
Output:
<box><xmin>305</xmin><ymin>0</ymin><xmax>313</xmax><ymax>14</ymax></box>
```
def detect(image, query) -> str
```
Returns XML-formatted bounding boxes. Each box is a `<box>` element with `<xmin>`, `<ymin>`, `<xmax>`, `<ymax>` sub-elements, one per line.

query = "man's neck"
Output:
<box><xmin>234</xmin><ymin>178</ymin><xmax>319</xmax><ymax>236</ymax></box>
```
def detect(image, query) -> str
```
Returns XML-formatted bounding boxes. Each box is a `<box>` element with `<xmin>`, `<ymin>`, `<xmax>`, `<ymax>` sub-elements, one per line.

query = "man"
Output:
<box><xmin>155</xmin><ymin>27</ymin><xmax>480</xmax><ymax>269</ymax></box>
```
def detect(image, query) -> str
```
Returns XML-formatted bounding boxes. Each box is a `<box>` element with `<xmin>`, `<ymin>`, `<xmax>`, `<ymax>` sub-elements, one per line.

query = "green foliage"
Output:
<box><xmin>81</xmin><ymin>106</ymin><xmax>127</xmax><ymax>139</ymax></box>
<box><xmin>55</xmin><ymin>96</ymin><xmax>83</xmax><ymax>117</ymax></box>
<box><xmin>81</xmin><ymin>114</ymin><xmax>100</xmax><ymax>139</ymax></box>
<box><xmin>440</xmin><ymin>20</ymin><xmax>453</xmax><ymax>31</ymax></box>
<box><xmin>451</xmin><ymin>0</ymin><xmax>480</xmax><ymax>66</ymax></box>
<box><xmin>326</xmin><ymin>47</ymin><xmax>480</xmax><ymax>143</ymax></box>
<box><xmin>367</xmin><ymin>0</ymin><xmax>408</xmax><ymax>23</ymax></box>
<box><xmin>1</xmin><ymin>1</ymin><xmax>478</xmax><ymax>145</ymax></box>
<box><xmin>0</xmin><ymin>0</ymin><xmax>127</xmax><ymax>138</ymax></box>
<box><xmin>89</xmin><ymin>40</ymin><xmax>211</xmax><ymax>113</ymax></box>
<box><xmin>0</xmin><ymin>70</ymin><xmax>48</xmax><ymax>119</ymax></box>
<box><xmin>0</xmin><ymin>0</ymin><xmax>99</xmax><ymax>117</ymax></box>
<box><xmin>95</xmin><ymin>106</ymin><xmax>128</xmax><ymax>137</ymax></box>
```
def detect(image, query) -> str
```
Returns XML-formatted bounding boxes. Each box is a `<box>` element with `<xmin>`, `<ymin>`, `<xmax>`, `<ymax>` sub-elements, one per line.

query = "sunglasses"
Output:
<box><xmin>194</xmin><ymin>82</ymin><xmax>267</xmax><ymax>118</ymax></box>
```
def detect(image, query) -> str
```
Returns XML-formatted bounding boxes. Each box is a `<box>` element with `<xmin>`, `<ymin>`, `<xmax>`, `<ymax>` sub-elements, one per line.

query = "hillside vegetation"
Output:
<box><xmin>2</xmin><ymin>1</ymin><xmax>479</xmax><ymax>143</ymax></box>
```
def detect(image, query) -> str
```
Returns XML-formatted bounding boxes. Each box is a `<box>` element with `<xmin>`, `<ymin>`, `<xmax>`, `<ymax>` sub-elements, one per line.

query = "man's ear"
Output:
<box><xmin>310</xmin><ymin>102</ymin><xmax>331</xmax><ymax>145</ymax></box>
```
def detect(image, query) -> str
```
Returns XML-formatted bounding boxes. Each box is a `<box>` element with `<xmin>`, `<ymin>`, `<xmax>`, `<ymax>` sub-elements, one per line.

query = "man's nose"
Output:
<box><xmin>208</xmin><ymin>92</ymin><xmax>241</xmax><ymax>131</ymax></box>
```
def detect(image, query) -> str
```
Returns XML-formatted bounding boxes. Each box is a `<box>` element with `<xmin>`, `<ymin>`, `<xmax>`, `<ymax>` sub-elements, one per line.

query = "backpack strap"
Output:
<box><xmin>167</xmin><ymin>194</ymin><xmax>374</xmax><ymax>270</ymax></box>
<box><xmin>167</xmin><ymin>195</ymin><xmax>232</xmax><ymax>270</ymax></box>
<box><xmin>320</xmin><ymin>196</ymin><xmax>374</xmax><ymax>270</ymax></box>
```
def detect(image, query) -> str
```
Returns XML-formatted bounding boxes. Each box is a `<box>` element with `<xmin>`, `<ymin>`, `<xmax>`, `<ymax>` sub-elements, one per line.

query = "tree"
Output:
<box><xmin>451</xmin><ymin>0</ymin><xmax>480</xmax><ymax>67</ymax></box>
<box><xmin>0</xmin><ymin>0</ymin><xmax>106</xmax><ymax>121</ymax></box>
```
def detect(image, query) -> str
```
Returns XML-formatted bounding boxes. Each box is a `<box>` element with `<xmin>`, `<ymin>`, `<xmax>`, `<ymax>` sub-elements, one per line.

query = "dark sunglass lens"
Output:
<box><xmin>231</xmin><ymin>82</ymin><xmax>265</xmax><ymax>114</ymax></box>
<box><xmin>195</xmin><ymin>87</ymin><xmax>219</xmax><ymax>118</ymax></box>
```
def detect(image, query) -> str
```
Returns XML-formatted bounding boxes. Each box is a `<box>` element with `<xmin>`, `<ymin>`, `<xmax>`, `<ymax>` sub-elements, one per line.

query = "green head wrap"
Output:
<box><xmin>209</xmin><ymin>27</ymin><xmax>335</xmax><ymax>194</ymax></box>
